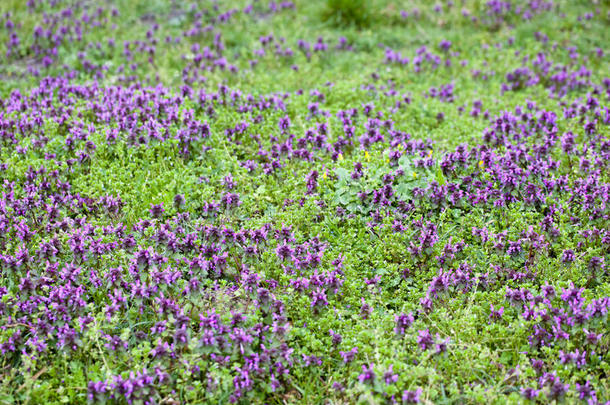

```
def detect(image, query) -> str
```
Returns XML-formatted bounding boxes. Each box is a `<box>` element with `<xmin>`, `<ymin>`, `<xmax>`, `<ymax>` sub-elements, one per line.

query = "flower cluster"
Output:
<box><xmin>0</xmin><ymin>0</ymin><xmax>609</xmax><ymax>403</ymax></box>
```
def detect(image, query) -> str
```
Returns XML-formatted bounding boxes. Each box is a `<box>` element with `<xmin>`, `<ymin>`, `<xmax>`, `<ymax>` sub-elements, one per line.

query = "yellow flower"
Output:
<box><xmin>428</xmin><ymin>150</ymin><xmax>432</xmax><ymax>157</ymax></box>
<box><xmin>365</xmin><ymin>151</ymin><xmax>370</xmax><ymax>161</ymax></box>
<box><xmin>413</xmin><ymin>172</ymin><xmax>417</xmax><ymax>179</ymax></box>
<box><xmin>478</xmin><ymin>160</ymin><xmax>484</xmax><ymax>168</ymax></box>
<box><xmin>323</xmin><ymin>171</ymin><xmax>328</xmax><ymax>180</ymax></box>
<box><xmin>338</xmin><ymin>153</ymin><xmax>344</xmax><ymax>161</ymax></box>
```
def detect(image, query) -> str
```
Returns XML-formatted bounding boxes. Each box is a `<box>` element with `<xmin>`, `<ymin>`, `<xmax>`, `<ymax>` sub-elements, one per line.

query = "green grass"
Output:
<box><xmin>0</xmin><ymin>0</ymin><xmax>609</xmax><ymax>404</ymax></box>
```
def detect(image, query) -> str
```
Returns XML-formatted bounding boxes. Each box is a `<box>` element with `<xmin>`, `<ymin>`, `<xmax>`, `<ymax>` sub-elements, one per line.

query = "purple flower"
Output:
<box><xmin>417</xmin><ymin>329</ymin><xmax>434</xmax><ymax>350</ymax></box>
<box><xmin>221</xmin><ymin>192</ymin><xmax>241</xmax><ymax>209</ymax></box>
<box><xmin>87</xmin><ymin>381</ymin><xmax>108</xmax><ymax>401</ymax></box>
<box><xmin>383</xmin><ymin>365</ymin><xmax>398</xmax><ymax>385</ymax></box>
<box><xmin>278</xmin><ymin>115</ymin><xmax>291</xmax><ymax>133</ymax></box>
<box><xmin>358</xmin><ymin>363</ymin><xmax>375</xmax><ymax>384</ymax></box>
<box><xmin>548</xmin><ymin>380</ymin><xmax>569</xmax><ymax>400</ymax></box>
<box><xmin>395</xmin><ymin>312</ymin><xmax>414</xmax><ymax>335</ymax></box>
<box><xmin>173</xmin><ymin>194</ymin><xmax>185</xmax><ymax>209</ymax></box>
<box><xmin>150</xmin><ymin>341</ymin><xmax>170</xmax><ymax>358</ymax></box>
<box><xmin>222</xmin><ymin>174</ymin><xmax>236</xmax><ymax>190</ymax></box>
<box><xmin>583</xmin><ymin>329</ymin><xmax>602</xmax><ymax>344</ymax></box>
<box><xmin>329</xmin><ymin>329</ymin><xmax>342</xmax><ymax>346</ymax></box>
<box><xmin>310</xmin><ymin>288</ymin><xmax>329</xmax><ymax>309</ymax></box>
<box><xmin>360</xmin><ymin>298</ymin><xmax>372</xmax><ymax>319</ymax></box>
<box><xmin>575</xmin><ymin>381</ymin><xmax>595</xmax><ymax>400</ymax></box>
<box><xmin>559</xmin><ymin>349</ymin><xmax>587</xmax><ymax>368</ymax></box>
<box><xmin>541</xmin><ymin>284</ymin><xmax>555</xmax><ymax>298</ymax></box>
<box><xmin>149</xmin><ymin>203</ymin><xmax>165</xmax><ymax>218</ymax></box>
<box><xmin>332</xmin><ymin>382</ymin><xmax>345</xmax><ymax>392</ymax></box>
<box><xmin>588</xmin><ymin>256</ymin><xmax>604</xmax><ymax>272</ymax></box>
<box><xmin>530</xmin><ymin>358</ymin><xmax>544</xmax><ymax>372</ymax></box>
<box><xmin>521</xmin><ymin>387</ymin><xmax>540</xmax><ymax>400</ymax></box>
<box><xmin>306</xmin><ymin>170</ymin><xmax>319</xmax><ymax>195</ymax></box>
<box><xmin>276</xmin><ymin>241</ymin><xmax>294</xmax><ymax>260</ymax></box>
<box><xmin>562</xmin><ymin>249</ymin><xmax>575</xmax><ymax>263</ymax></box>
<box><xmin>402</xmin><ymin>388</ymin><xmax>422</xmax><ymax>403</ymax></box>
<box><xmin>489</xmin><ymin>304</ymin><xmax>504</xmax><ymax>321</ymax></box>
<box><xmin>434</xmin><ymin>335</ymin><xmax>450</xmax><ymax>354</ymax></box>
<box><xmin>561</xmin><ymin>132</ymin><xmax>575</xmax><ymax>154</ymax></box>
<box><xmin>339</xmin><ymin>347</ymin><xmax>358</xmax><ymax>364</ymax></box>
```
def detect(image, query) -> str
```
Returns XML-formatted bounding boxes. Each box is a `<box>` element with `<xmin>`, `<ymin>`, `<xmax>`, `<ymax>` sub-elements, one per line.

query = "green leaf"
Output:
<box><xmin>335</xmin><ymin>167</ymin><xmax>350</xmax><ymax>180</ymax></box>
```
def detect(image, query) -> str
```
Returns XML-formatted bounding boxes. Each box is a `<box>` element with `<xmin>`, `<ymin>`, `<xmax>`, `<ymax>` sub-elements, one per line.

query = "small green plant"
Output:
<box><xmin>321</xmin><ymin>0</ymin><xmax>372</xmax><ymax>28</ymax></box>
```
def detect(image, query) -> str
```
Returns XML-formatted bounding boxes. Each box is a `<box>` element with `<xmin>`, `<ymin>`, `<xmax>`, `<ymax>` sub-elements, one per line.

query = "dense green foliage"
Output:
<box><xmin>0</xmin><ymin>0</ymin><xmax>609</xmax><ymax>404</ymax></box>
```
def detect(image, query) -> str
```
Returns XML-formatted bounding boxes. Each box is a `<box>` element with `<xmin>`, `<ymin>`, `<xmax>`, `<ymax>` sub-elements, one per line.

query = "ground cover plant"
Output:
<box><xmin>0</xmin><ymin>0</ymin><xmax>609</xmax><ymax>403</ymax></box>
